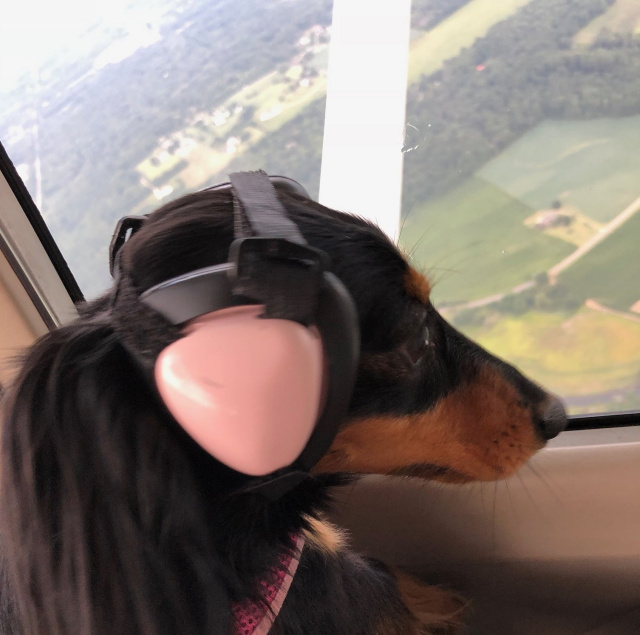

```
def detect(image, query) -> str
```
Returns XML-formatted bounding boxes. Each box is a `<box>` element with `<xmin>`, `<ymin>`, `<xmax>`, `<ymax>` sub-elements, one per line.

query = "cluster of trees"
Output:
<box><xmin>0</xmin><ymin>0</ymin><xmax>333</xmax><ymax>293</ymax></box>
<box><xmin>453</xmin><ymin>273</ymin><xmax>585</xmax><ymax>327</ymax></box>
<box><xmin>401</xmin><ymin>0</ymin><xmax>640</xmax><ymax>213</ymax></box>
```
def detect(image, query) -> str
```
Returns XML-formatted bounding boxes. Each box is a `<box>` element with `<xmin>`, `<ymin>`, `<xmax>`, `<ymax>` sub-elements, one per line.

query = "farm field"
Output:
<box><xmin>478</xmin><ymin>116</ymin><xmax>640</xmax><ymax>224</ymax></box>
<box><xmin>407</xmin><ymin>0</ymin><xmax>533</xmax><ymax>83</ymax></box>
<box><xmin>403</xmin><ymin>116</ymin><xmax>640</xmax><ymax>309</ymax></box>
<box><xmin>559</xmin><ymin>207</ymin><xmax>640</xmax><ymax>313</ymax></box>
<box><xmin>400</xmin><ymin>177</ymin><xmax>572</xmax><ymax>305</ymax></box>
<box><xmin>573</xmin><ymin>0</ymin><xmax>640</xmax><ymax>46</ymax></box>
<box><xmin>463</xmin><ymin>307</ymin><xmax>640</xmax><ymax>412</ymax></box>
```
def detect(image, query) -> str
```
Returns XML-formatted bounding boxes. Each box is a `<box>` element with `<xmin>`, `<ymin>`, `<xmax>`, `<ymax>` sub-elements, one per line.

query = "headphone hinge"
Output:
<box><xmin>228</xmin><ymin>237</ymin><xmax>329</xmax><ymax>326</ymax></box>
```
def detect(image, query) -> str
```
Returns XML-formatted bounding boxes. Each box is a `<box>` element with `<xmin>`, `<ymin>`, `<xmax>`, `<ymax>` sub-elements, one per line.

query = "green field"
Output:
<box><xmin>407</xmin><ymin>0</ymin><xmax>533</xmax><ymax>83</ymax></box>
<box><xmin>478</xmin><ymin>116</ymin><xmax>640</xmax><ymax>223</ymax></box>
<box><xmin>399</xmin><ymin>177</ymin><xmax>572</xmax><ymax>305</ymax></box>
<box><xmin>559</xmin><ymin>208</ymin><xmax>640</xmax><ymax>312</ymax></box>
<box><xmin>463</xmin><ymin>307</ymin><xmax>640</xmax><ymax>410</ymax></box>
<box><xmin>574</xmin><ymin>0</ymin><xmax>640</xmax><ymax>46</ymax></box>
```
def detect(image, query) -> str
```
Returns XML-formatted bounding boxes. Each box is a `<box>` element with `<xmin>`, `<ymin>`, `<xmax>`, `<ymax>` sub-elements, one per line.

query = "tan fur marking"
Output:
<box><xmin>405</xmin><ymin>268</ymin><xmax>431</xmax><ymax>304</ymax></box>
<box><xmin>394</xmin><ymin>569</ymin><xmax>467</xmax><ymax>634</ymax></box>
<box><xmin>301</xmin><ymin>515</ymin><xmax>348</xmax><ymax>556</ymax></box>
<box><xmin>316</xmin><ymin>365</ymin><xmax>543</xmax><ymax>482</ymax></box>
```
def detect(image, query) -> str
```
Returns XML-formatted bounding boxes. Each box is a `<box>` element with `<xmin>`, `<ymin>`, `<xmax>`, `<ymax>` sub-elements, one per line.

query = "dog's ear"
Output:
<box><xmin>0</xmin><ymin>315</ymin><xmax>231</xmax><ymax>635</ymax></box>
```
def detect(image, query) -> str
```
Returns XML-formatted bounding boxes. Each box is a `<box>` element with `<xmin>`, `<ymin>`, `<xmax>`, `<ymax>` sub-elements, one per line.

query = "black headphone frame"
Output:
<box><xmin>108</xmin><ymin>172</ymin><xmax>360</xmax><ymax>499</ymax></box>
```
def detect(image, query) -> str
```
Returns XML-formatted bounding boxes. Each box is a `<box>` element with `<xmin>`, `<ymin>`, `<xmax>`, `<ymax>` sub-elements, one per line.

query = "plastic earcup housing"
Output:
<box><xmin>155</xmin><ymin>305</ymin><xmax>324</xmax><ymax>476</ymax></box>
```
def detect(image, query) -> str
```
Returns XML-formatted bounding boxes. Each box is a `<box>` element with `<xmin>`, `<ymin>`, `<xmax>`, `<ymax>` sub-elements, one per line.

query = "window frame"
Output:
<box><xmin>0</xmin><ymin>142</ymin><xmax>80</xmax><ymax>329</ymax></box>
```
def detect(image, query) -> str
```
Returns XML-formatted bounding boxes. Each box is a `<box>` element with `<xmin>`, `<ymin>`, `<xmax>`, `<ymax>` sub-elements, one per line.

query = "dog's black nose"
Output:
<box><xmin>538</xmin><ymin>396</ymin><xmax>567</xmax><ymax>440</ymax></box>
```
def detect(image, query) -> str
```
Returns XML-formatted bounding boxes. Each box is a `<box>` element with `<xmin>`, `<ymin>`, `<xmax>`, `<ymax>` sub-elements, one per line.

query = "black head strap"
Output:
<box><xmin>229</xmin><ymin>171</ymin><xmax>306</xmax><ymax>244</ymax></box>
<box><xmin>227</xmin><ymin>171</ymin><xmax>326</xmax><ymax>326</ymax></box>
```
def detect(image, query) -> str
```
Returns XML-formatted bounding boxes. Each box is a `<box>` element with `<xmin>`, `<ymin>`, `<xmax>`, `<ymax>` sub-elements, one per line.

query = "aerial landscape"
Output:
<box><xmin>1</xmin><ymin>0</ymin><xmax>640</xmax><ymax>413</ymax></box>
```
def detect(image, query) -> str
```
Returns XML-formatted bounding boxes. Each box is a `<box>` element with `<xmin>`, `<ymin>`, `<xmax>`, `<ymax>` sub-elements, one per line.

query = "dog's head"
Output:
<box><xmin>112</xmin><ymin>185</ymin><xmax>566</xmax><ymax>484</ymax></box>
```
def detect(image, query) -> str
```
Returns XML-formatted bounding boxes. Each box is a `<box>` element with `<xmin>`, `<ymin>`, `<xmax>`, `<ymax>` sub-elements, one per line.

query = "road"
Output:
<box><xmin>453</xmin><ymin>280</ymin><xmax>536</xmax><ymax>310</ymax></box>
<box><xmin>449</xmin><ymin>192</ymin><xmax>640</xmax><ymax>311</ymax></box>
<box><xmin>548</xmin><ymin>192</ymin><xmax>640</xmax><ymax>280</ymax></box>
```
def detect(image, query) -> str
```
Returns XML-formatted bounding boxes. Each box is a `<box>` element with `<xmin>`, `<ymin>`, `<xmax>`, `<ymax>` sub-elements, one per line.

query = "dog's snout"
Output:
<box><xmin>537</xmin><ymin>396</ymin><xmax>567</xmax><ymax>440</ymax></box>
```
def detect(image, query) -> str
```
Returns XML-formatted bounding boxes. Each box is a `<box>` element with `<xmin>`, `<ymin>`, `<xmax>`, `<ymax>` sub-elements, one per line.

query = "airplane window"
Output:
<box><xmin>1</xmin><ymin>0</ymin><xmax>639</xmax><ymax>417</ymax></box>
<box><xmin>400</xmin><ymin>0</ymin><xmax>640</xmax><ymax>415</ymax></box>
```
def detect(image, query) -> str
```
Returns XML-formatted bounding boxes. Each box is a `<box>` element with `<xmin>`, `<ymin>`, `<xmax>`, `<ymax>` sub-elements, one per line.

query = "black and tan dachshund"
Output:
<box><xmin>1</xmin><ymin>185</ymin><xmax>566</xmax><ymax>634</ymax></box>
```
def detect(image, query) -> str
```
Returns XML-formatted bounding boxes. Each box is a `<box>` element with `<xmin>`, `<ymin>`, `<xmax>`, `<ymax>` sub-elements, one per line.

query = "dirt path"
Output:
<box><xmin>548</xmin><ymin>192</ymin><xmax>640</xmax><ymax>281</ymax></box>
<box><xmin>448</xmin><ymin>193</ymin><xmax>640</xmax><ymax>311</ymax></box>
<box><xmin>585</xmin><ymin>299</ymin><xmax>640</xmax><ymax>324</ymax></box>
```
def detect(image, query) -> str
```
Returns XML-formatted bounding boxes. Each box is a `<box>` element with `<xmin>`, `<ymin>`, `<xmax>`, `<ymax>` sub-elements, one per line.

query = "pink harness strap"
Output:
<box><xmin>232</xmin><ymin>534</ymin><xmax>305</xmax><ymax>635</ymax></box>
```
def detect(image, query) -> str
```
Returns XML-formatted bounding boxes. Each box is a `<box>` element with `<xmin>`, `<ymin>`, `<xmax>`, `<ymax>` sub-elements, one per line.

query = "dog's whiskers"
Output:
<box><xmin>525</xmin><ymin>461</ymin><xmax>563</xmax><ymax>505</ymax></box>
<box><xmin>515</xmin><ymin>470</ymin><xmax>546</xmax><ymax>520</ymax></box>
<box><xmin>503</xmin><ymin>477</ymin><xmax>517</xmax><ymax>518</ymax></box>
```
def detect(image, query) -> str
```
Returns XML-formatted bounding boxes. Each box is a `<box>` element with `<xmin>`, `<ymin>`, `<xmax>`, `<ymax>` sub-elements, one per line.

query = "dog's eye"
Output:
<box><xmin>405</xmin><ymin>324</ymin><xmax>431</xmax><ymax>364</ymax></box>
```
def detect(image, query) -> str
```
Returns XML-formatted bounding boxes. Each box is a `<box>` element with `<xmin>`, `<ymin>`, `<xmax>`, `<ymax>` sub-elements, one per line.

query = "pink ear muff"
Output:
<box><xmin>155</xmin><ymin>305</ymin><xmax>324</xmax><ymax>476</ymax></box>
